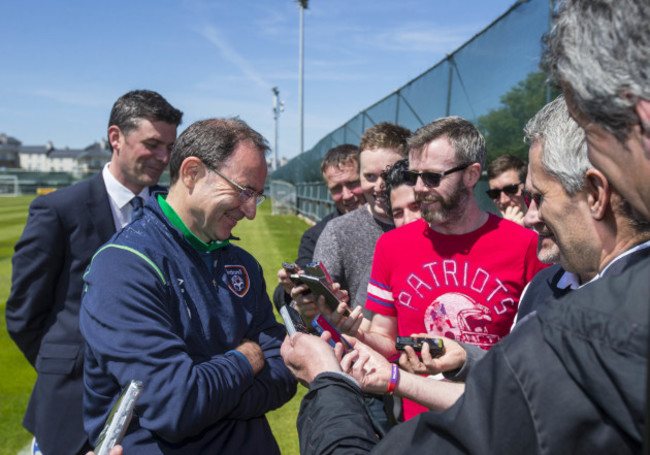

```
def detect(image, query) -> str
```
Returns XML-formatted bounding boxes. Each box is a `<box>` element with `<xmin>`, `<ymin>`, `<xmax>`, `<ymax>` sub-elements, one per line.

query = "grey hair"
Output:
<box><xmin>408</xmin><ymin>116</ymin><xmax>486</xmax><ymax>170</ymax></box>
<box><xmin>544</xmin><ymin>0</ymin><xmax>650</xmax><ymax>140</ymax></box>
<box><xmin>524</xmin><ymin>96</ymin><xmax>591</xmax><ymax>196</ymax></box>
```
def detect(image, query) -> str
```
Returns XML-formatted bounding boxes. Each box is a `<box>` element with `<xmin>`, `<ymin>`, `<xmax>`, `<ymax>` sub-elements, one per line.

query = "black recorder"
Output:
<box><xmin>282</xmin><ymin>262</ymin><xmax>302</xmax><ymax>285</ymax></box>
<box><xmin>395</xmin><ymin>337</ymin><xmax>444</xmax><ymax>357</ymax></box>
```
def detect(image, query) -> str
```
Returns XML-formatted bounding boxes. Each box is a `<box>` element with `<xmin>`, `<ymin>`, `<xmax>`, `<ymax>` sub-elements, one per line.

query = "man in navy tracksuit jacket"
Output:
<box><xmin>80</xmin><ymin>118</ymin><xmax>296</xmax><ymax>454</ymax></box>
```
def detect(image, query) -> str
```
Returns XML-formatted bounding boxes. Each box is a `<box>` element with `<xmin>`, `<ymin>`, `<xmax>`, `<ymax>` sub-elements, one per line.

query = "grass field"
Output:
<box><xmin>0</xmin><ymin>196</ymin><xmax>309</xmax><ymax>455</ymax></box>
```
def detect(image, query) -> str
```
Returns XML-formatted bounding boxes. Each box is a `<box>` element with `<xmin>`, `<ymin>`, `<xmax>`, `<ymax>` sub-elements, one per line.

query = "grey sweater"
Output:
<box><xmin>313</xmin><ymin>204</ymin><xmax>393</xmax><ymax>309</ymax></box>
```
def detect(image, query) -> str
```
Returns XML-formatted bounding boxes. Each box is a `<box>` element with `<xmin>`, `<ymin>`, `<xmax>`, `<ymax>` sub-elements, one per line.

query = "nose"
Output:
<box><xmin>405</xmin><ymin>210</ymin><xmax>420</xmax><ymax>225</ymax></box>
<box><xmin>413</xmin><ymin>174</ymin><xmax>428</xmax><ymax>195</ymax></box>
<box><xmin>523</xmin><ymin>198</ymin><xmax>540</xmax><ymax>229</ymax></box>
<box><xmin>341</xmin><ymin>185</ymin><xmax>353</xmax><ymax>200</ymax></box>
<box><xmin>241</xmin><ymin>199</ymin><xmax>257</xmax><ymax>220</ymax></box>
<box><xmin>498</xmin><ymin>191</ymin><xmax>511</xmax><ymax>205</ymax></box>
<box><xmin>155</xmin><ymin>145</ymin><xmax>171</xmax><ymax>165</ymax></box>
<box><xmin>376</xmin><ymin>177</ymin><xmax>386</xmax><ymax>193</ymax></box>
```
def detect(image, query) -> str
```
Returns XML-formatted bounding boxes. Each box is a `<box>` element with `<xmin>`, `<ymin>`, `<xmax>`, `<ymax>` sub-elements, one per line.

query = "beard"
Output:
<box><xmin>417</xmin><ymin>180</ymin><xmax>470</xmax><ymax>226</ymax></box>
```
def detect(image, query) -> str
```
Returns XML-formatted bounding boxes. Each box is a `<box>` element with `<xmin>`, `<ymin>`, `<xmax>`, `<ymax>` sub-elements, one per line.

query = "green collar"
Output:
<box><xmin>157</xmin><ymin>194</ymin><xmax>229</xmax><ymax>252</ymax></box>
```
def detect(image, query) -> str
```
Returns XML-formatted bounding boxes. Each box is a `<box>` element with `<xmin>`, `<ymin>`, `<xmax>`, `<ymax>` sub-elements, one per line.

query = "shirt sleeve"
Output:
<box><xmin>226</xmin><ymin>263</ymin><xmax>297</xmax><ymax>419</ymax></box>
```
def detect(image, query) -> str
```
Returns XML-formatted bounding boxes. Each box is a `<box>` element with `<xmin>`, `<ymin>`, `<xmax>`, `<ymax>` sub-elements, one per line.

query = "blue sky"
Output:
<box><xmin>1</xmin><ymin>0</ymin><xmax>518</xmax><ymax>161</ymax></box>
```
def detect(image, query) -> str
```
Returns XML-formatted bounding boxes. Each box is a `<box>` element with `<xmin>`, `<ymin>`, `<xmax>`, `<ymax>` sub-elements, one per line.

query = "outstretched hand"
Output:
<box><xmin>399</xmin><ymin>335</ymin><xmax>467</xmax><ymax>375</ymax></box>
<box><xmin>281</xmin><ymin>332</ymin><xmax>344</xmax><ymax>386</ymax></box>
<box><xmin>315</xmin><ymin>288</ymin><xmax>364</xmax><ymax>338</ymax></box>
<box><xmin>340</xmin><ymin>337</ymin><xmax>393</xmax><ymax>395</ymax></box>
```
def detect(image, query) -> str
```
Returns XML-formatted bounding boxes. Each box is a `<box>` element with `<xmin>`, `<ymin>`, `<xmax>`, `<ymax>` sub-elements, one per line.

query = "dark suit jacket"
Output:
<box><xmin>516</xmin><ymin>263</ymin><xmax>571</xmax><ymax>322</ymax></box>
<box><xmin>6</xmin><ymin>172</ymin><xmax>162</xmax><ymax>455</ymax></box>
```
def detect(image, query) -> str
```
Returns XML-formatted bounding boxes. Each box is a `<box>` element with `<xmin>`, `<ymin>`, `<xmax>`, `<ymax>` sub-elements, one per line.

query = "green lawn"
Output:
<box><xmin>0</xmin><ymin>196</ymin><xmax>309</xmax><ymax>455</ymax></box>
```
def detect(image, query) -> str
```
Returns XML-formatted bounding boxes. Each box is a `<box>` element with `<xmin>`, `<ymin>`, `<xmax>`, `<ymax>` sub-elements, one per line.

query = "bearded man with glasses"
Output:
<box><xmin>351</xmin><ymin>116</ymin><xmax>547</xmax><ymax>420</ymax></box>
<box><xmin>78</xmin><ymin>118</ymin><xmax>296</xmax><ymax>454</ymax></box>
<box><xmin>485</xmin><ymin>154</ymin><xmax>528</xmax><ymax>226</ymax></box>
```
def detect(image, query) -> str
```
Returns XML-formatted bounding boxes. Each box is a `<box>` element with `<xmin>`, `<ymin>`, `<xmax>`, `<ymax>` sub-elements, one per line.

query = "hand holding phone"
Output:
<box><xmin>305</xmin><ymin>261</ymin><xmax>333</xmax><ymax>285</ymax></box>
<box><xmin>291</xmin><ymin>273</ymin><xmax>350</xmax><ymax>316</ymax></box>
<box><xmin>395</xmin><ymin>336</ymin><xmax>444</xmax><ymax>358</ymax></box>
<box><xmin>281</xmin><ymin>262</ymin><xmax>302</xmax><ymax>286</ymax></box>
<box><xmin>94</xmin><ymin>380</ymin><xmax>143</xmax><ymax>455</ymax></box>
<box><xmin>280</xmin><ymin>304</ymin><xmax>310</xmax><ymax>336</ymax></box>
<box><xmin>312</xmin><ymin>313</ymin><xmax>353</xmax><ymax>352</ymax></box>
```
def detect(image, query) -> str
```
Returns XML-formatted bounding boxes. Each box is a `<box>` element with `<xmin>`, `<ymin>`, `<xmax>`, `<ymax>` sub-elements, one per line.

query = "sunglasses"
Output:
<box><xmin>521</xmin><ymin>189</ymin><xmax>542</xmax><ymax>207</ymax></box>
<box><xmin>403</xmin><ymin>163</ymin><xmax>471</xmax><ymax>188</ymax></box>
<box><xmin>485</xmin><ymin>183</ymin><xmax>522</xmax><ymax>199</ymax></box>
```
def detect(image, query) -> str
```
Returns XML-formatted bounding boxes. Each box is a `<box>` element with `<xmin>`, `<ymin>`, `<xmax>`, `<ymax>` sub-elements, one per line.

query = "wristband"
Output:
<box><xmin>387</xmin><ymin>364</ymin><xmax>399</xmax><ymax>395</ymax></box>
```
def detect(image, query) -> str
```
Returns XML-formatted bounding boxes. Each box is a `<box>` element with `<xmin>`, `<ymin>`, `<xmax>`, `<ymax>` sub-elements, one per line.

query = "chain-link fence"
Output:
<box><xmin>270</xmin><ymin>0</ymin><xmax>554</xmax><ymax>222</ymax></box>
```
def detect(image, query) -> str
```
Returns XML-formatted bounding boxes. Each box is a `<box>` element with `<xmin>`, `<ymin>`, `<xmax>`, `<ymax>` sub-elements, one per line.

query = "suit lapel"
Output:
<box><xmin>86</xmin><ymin>173</ymin><xmax>116</xmax><ymax>243</ymax></box>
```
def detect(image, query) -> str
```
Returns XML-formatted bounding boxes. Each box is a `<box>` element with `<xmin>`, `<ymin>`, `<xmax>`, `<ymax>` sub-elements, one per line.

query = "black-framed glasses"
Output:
<box><xmin>485</xmin><ymin>183</ymin><xmax>522</xmax><ymax>199</ymax></box>
<box><xmin>204</xmin><ymin>163</ymin><xmax>266</xmax><ymax>207</ymax></box>
<box><xmin>521</xmin><ymin>189</ymin><xmax>542</xmax><ymax>208</ymax></box>
<box><xmin>403</xmin><ymin>163</ymin><xmax>471</xmax><ymax>188</ymax></box>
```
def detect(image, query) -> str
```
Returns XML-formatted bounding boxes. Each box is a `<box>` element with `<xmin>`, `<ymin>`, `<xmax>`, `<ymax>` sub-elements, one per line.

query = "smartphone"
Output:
<box><xmin>291</xmin><ymin>273</ymin><xmax>350</xmax><ymax>316</ymax></box>
<box><xmin>280</xmin><ymin>304</ymin><xmax>310</xmax><ymax>336</ymax></box>
<box><xmin>305</xmin><ymin>261</ymin><xmax>333</xmax><ymax>285</ymax></box>
<box><xmin>94</xmin><ymin>379</ymin><xmax>143</xmax><ymax>455</ymax></box>
<box><xmin>395</xmin><ymin>336</ymin><xmax>444</xmax><ymax>357</ymax></box>
<box><xmin>312</xmin><ymin>313</ymin><xmax>353</xmax><ymax>352</ymax></box>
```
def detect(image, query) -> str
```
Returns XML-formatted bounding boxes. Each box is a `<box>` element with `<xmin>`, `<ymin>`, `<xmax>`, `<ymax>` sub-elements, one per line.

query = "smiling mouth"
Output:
<box><xmin>145</xmin><ymin>164</ymin><xmax>165</xmax><ymax>174</ymax></box>
<box><xmin>417</xmin><ymin>197</ymin><xmax>441</xmax><ymax>207</ymax></box>
<box><xmin>375</xmin><ymin>193</ymin><xmax>387</xmax><ymax>203</ymax></box>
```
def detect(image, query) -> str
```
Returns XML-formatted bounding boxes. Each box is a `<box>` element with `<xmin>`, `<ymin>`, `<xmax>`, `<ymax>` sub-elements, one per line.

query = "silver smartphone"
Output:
<box><xmin>94</xmin><ymin>379</ymin><xmax>143</xmax><ymax>455</ymax></box>
<box><xmin>280</xmin><ymin>304</ymin><xmax>310</xmax><ymax>336</ymax></box>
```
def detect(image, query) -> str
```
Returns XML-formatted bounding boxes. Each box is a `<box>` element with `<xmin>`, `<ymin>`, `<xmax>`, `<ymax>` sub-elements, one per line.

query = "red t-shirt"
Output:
<box><xmin>365</xmin><ymin>215</ymin><xmax>547</xmax><ymax>419</ymax></box>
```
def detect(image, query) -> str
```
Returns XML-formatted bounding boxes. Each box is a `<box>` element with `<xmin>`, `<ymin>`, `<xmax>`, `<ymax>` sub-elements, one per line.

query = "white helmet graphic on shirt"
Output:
<box><xmin>424</xmin><ymin>292</ymin><xmax>500</xmax><ymax>348</ymax></box>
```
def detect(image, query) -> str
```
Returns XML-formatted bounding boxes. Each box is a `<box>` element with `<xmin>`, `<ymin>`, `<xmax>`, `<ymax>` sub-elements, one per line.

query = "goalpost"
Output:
<box><xmin>0</xmin><ymin>175</ymin><xmax>20</xmax><ymax>196</ymax></box>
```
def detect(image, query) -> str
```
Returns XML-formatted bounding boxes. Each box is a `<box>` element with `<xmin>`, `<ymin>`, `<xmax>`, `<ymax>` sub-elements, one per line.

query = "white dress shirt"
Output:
<box><xmin>102</xmin><ymin>163</ymin><xmax>150</xmax><ymax>230</ymax></box>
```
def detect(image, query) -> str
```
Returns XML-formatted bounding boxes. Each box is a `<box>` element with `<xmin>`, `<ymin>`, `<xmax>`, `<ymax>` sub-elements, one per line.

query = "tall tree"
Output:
<box><xmin>477</xmin><ymin>71</ymin><xmax>561</xmax><ymax>163</ymax></box>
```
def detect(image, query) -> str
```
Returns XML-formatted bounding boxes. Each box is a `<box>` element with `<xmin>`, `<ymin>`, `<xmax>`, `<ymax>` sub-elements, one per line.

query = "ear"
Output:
<box><xmin>636</xmin><ymin>98</ymin><xmax>650</xmax><ymax>138</ymax></box>
<box><xmin>108</xmin><ymin>125</ymin><xmax>122</xmax><ymax>153</ymax></box>
<box><xmin>584</xmin><ymin>169</ymin><xmax>610</xmax><ymax>220</ymax></box>
<box><xmin>178</xmin><ymin>157</ymin><xmax>205</xmax><ymax>190</ymax></box>
<box><xmin>464</xmin><ymin>162</ymin><xmax>482</xmax><ymax>187</ymax></box>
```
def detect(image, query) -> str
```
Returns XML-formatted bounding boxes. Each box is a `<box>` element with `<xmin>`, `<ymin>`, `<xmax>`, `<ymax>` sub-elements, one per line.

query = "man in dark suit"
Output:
<box><xmin>6</xmin><ymin>90</ymin><xmax>182</xmax><ymax>455</ymax></box>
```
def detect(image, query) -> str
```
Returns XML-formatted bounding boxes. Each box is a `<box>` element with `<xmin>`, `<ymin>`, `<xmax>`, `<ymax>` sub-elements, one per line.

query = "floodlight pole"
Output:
<box><xmin>297</xmin><ymin>0</ymin><xmax>308</xmax><ymax>154</ymax></box>
<box><xmin>272</xmin><ymin>87</ymin><xmax>281</xmax><ymax>170</ymax></box>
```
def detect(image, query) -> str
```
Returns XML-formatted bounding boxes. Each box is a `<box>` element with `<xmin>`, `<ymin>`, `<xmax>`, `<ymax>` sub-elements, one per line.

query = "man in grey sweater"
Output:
<box><xmin>310</xmin><ymin>122</ymin><xmax>410</xmax><ymax>316</ymax></box>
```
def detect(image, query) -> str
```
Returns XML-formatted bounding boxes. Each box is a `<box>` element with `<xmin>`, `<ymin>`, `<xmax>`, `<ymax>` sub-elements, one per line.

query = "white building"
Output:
<box><xmin>15</xmin><ymin>138</ymin><xmax>111</xmax><ymax>174</ymax></box>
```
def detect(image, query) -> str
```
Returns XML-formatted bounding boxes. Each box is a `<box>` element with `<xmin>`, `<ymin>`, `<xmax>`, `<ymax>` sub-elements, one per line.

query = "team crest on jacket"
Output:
<box><xmin>225</xmin><ymin>265</ymin><xmax>250</xmax><ymax>297</ymax></box>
